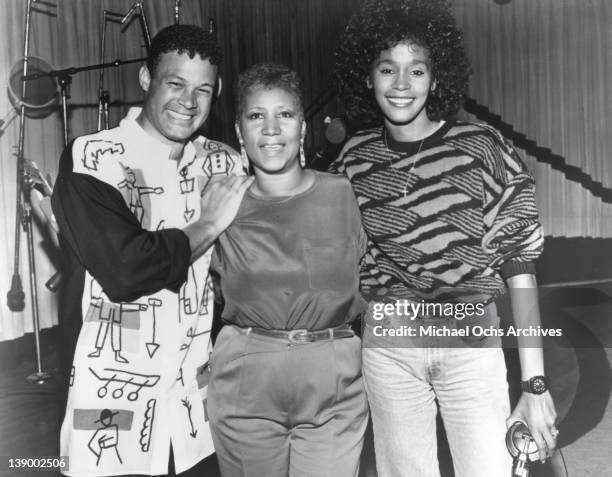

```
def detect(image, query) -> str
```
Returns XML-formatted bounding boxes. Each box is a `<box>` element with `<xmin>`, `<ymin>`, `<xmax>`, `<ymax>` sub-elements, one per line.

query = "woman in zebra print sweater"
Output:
<box><xmin>331</xmin><ymin>1</ymin><xmax>558</xmax><ymax>476</ymax></box>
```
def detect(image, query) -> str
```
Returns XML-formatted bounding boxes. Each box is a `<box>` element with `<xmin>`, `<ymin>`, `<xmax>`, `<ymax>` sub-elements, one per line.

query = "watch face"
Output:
<box><xmin>531</xmin><ymin>376</ymin><xmax>547</xmax><ymax>394</ymax></box>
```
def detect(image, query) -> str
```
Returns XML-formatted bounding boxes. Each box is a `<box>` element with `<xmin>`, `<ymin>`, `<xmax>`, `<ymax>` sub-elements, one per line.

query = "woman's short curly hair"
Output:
<box><xmin>333</xmin><ymin>0</ymin><xmax>471</xmax><ymax>126</ymax></box>
<box><xmin>235</xmin><ymin>63</ymin><xmax>304</xmax><ymax>119</ymax></box>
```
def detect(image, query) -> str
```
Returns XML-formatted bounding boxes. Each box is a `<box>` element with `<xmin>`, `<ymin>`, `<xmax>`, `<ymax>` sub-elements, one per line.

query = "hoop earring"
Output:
<box><xmin>239</xmin><ymin>142</ymin><xmax>249</xmax><ymax>173</ymax></box>
<box><xmin>300</xmin><ymin>138</ymin><xmax>306</xmax><ymax>168</ymax></box>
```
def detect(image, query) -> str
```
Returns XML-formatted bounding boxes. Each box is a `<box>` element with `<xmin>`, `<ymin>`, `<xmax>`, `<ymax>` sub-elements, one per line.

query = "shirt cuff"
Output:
<box><xmin>500</xmin><ymin>260</ymin><xmax>536</xmax><ymax>280</ymax></box>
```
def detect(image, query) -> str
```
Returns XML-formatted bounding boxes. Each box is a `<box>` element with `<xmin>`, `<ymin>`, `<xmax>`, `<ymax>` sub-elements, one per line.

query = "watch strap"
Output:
<box><xmin>521</xmin><ymin>375</ymin><xmax>549</xmax><ymax>394</ymax></box>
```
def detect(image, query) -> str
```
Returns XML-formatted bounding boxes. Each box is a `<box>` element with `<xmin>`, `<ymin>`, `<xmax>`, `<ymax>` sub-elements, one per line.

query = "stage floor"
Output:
<box><xmin>1</xmin><ymin>282</ymin><xmax>611</xmax><ymax>477</ymax></box>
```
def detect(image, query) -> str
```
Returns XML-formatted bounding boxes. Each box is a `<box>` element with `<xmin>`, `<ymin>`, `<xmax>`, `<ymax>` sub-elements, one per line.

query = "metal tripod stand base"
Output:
<box><xmin>26</xmin><ymin>371</ymin><xmax>53</xmax><ymax>384</ymax></box>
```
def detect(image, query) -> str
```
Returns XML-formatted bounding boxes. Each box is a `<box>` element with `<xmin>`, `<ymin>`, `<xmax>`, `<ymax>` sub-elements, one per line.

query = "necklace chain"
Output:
<box><xmin>383</xmin><ymin>128</ymin><xmax>426</xmax><ymax>197</ymax></box>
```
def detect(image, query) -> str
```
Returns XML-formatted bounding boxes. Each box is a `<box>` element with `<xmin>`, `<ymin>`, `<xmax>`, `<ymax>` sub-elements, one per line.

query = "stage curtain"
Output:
<box><xmin>454</xmin><ymin>0</ymin><xmax>612</xmax><ymax>237</ymax></box>
<box><xmin>0</xmin><ymin>0</ymin><xmax>360</xmax><ymax>341</ymax></box>
<box><xmin>1</xmin><ymin>0</ymin><xmax>611</xmax><ymax>340</ymax></box>
<box><xmin>1</xmin><ymin>2</ymin><xmax>62</xmax><ymax>342</ymax></box>
<box><xmin>0</xmin><ymin>0</ymin><xmax>164</xmax><ymax>341</ymax></box>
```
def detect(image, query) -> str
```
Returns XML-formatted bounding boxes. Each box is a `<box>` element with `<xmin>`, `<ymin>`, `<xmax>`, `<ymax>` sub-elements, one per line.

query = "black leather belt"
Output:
<box><xmin>245</xmin><ymin>324</ymin><xmax>355</xmax><ymax>344</ymax></box>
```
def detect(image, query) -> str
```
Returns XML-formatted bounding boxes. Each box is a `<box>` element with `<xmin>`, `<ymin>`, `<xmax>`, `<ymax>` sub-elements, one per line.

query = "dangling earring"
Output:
<box><xmin>239</xmin><ymin>141</ymin><xmax>249</xmax><ymax>173</ymax></box>
<box><xmin>299</xmin><ymin>137</ymin><xmax>306</xmax><ymax>168</ymax></box>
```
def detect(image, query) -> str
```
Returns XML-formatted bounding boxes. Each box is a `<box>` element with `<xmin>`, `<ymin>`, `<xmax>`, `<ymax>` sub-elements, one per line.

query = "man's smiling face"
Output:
<box><xmin>138</xmin><ymin>51</ymin><xmax>218</xmax><ymax>146</ymax></box>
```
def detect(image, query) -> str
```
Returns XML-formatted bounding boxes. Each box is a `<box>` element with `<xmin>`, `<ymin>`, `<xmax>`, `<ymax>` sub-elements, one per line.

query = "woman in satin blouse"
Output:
<box><xmin>206</xmin><ymin>63</ymin><xmax>369</xmax><ymax>477</ymax></box>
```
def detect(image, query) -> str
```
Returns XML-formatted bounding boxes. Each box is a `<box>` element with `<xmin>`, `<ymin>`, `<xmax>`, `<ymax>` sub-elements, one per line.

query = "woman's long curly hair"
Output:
<box><xmin>333</xmin><ymin>0</ymin><xmax>471</xmax><ymax>127</ymax></box>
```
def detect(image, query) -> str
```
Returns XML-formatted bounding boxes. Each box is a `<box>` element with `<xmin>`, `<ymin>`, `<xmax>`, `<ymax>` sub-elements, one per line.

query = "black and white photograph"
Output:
<box><xmin>0</xmin><ymin>1</ymin><xmax>611</xmax><ymax>476</ymax></box>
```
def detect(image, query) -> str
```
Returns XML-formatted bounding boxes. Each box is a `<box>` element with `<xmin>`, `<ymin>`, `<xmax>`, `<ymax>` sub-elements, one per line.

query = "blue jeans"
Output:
<box><xmin>362</xmin><ymin>308</ymin><xmax>512</xmax><ymax>477</ymax></box>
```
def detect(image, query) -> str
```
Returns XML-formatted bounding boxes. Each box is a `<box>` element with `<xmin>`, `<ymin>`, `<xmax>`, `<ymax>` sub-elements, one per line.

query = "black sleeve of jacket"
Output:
<box><xmin>51</xmin><ymin>145</ymin><xmax>191</xmax><ymax>302</ymax></box>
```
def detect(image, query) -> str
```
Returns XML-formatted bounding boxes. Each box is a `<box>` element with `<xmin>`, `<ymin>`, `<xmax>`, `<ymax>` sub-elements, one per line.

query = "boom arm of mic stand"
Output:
<box><xmin>121</xmin><ymin>2</ymin><xmax>151</xmax><ymax>52</ymax></box>
<box><xmin>137</xmin><ymin>3</ymin><xmax>151</xmax><ymax>52</ymax></box>
<box><xmin>22</xmin><ymin>57</ymin><xmax>145</xmax><ymax>146</ymax></box>
<box><xmin>23</xmin><ymin>57</ymin><xmax>148</xmax><ymax>82</ymax></box>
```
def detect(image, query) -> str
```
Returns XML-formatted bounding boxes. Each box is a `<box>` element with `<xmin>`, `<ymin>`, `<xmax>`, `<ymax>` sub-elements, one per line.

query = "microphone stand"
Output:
<box><xmin>7</xmin><ymin>0</ymin><xmax>143</xmax><ymax>385</ymax></box>
<box><xmin>24</xmin><ymin>57</ymin><xmax>147</xmax><ymax>146</ymax></box>
<box><xmin>22</xmin><ymin>167</ymin><xmax>49</xmax><ymax>384</ymax></box>
<box><xmin>175</xmin><ymin>0</ymin><xmax>182</xmax><ymax>24</ymax></box>
<box><xmin>12</xmin><ymin>56</ymin><xmax>144</xmax><ymax>385</ymax></box>
<box><xmin>97</xmin><ymin>3</ymin><xmax>150</xmax><ymax>131</ymax></box>
<box><xmin>6</xmin><ymin>0</ymin><xmax>53</xmax><ymax>384</ymax></box>
<box><xmin>97</xmin><ymin>10</ymin><xmax>121</xmax><ymax>131</ymax></box>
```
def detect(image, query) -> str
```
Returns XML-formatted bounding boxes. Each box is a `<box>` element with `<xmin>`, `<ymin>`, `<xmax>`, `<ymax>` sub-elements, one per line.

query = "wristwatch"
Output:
<box><xmin>521</xmin><ymin>375</ymin><xmax>549</xmax><ymax>394</ymax></box>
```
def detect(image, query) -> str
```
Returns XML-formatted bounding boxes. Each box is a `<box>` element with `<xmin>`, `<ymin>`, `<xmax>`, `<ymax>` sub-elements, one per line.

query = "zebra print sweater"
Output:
<box><xmin>330</xmin><ymin>120</ymin><xmax>543</xmax><ymax>303</ymax></box>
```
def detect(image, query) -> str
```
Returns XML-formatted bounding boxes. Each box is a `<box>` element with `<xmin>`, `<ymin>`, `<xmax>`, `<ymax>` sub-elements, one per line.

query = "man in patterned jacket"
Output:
<box><xmin>52</xmin><ymin>24</ymin><xmax>252</xmax><ymax>476</ymax></box>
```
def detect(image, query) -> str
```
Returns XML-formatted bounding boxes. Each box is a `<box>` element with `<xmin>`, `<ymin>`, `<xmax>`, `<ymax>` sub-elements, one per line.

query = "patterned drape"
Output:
<box><xmin>454</xmin><ymin>0</ymin><xmax>612</xmax><ymax>237</ymax></box>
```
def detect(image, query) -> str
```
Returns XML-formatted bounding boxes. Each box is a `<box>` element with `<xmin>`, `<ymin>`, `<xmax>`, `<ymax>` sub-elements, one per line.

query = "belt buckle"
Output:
<box><xmin>288</xmin><ymin>329</ymin><xmax>314</xmax><ymax>344</ymax></box>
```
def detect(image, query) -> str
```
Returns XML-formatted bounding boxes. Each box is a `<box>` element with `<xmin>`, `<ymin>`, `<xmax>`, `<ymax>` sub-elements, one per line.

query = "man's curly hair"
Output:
<box><xmin>333</xmin><ymin>0</ymin><xmax>471</xmax><ymax>127</ymax></box>
<box><xmin>147</xmin><ymin>24</ymin><xmax>222</xmax><ymax>77</ymax></box>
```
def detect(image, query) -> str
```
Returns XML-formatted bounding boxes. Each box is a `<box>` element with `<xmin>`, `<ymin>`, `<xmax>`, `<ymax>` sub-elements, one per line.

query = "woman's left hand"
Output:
<box><xmin>507</xmin><ymin>391</ymin><xmax>558</xmax><ymax>462</ymax></box>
